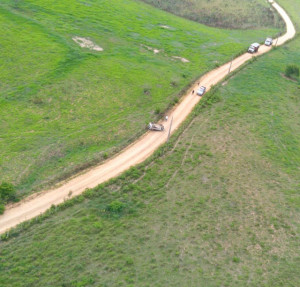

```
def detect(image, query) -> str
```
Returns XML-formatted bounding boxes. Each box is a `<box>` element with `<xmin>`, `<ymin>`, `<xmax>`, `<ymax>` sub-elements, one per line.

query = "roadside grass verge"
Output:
<box><xmin>0</xmin><ymin>0</ymin><xmax>280</xmax><ymax>197</ymax></box>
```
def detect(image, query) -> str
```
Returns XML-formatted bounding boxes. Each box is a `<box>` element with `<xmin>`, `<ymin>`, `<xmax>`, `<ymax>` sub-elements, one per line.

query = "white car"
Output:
<box><xmin>148</xmin><ymin>122</ymin><xmax>164</xmax><ymax>131</ymax></box>
<box><xmin>248</xmin><ymin>43</ymin><xmax>260</xmax><ymax>53</ymax></box>
<box><xmin>265</xmin><ymin>37</ymin><xmax>273</xmax><ymax>46</ymax></box>
<box><xmin>197</xmin><ymin>86</ymin><xmax>206</xmax><ymax>96</ymax></box>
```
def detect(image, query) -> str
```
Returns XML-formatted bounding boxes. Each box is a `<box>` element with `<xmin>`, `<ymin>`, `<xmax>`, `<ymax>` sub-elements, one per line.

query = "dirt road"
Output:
<box><xmin>0</xmin><ymin>1</ymin><xmax>295</xmax><ymax>234</ymax></box>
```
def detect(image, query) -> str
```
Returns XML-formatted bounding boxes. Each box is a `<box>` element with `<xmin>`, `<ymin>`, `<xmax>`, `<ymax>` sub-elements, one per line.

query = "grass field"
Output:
<box><xmin>0</xmin><ymin>0</ymin><xmax>280</xmax><ymax>197</ymax></box>
<box><xmin>0</xmin><ymin>0</ymin><xmax>299</xmax><ymax>285</ymax></box>
<box><xmin>140</xmin><ymin>0</ymin><xmax>284</xmax><ymax>29</ymax></box>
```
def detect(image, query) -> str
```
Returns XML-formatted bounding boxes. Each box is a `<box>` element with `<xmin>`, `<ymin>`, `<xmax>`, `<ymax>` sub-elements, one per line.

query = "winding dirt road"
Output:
<box><xmin>0</xmin><ymin>1</ymin><xmax>296</xmax><ymax>234</ymax></box>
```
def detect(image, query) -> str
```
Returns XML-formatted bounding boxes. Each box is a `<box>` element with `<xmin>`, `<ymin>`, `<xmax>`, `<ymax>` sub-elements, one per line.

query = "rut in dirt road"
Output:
<box><xmin>0</xmin><ymin>1</ymin><xmax>296</xmax><ymax>235</ymax></box>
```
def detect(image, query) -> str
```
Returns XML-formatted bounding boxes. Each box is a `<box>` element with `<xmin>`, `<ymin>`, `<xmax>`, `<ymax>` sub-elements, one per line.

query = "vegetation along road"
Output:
<box><xmin>0</xmin><ymin>0</ymin><xmax>296</xmax><ymax>234</ymax></box>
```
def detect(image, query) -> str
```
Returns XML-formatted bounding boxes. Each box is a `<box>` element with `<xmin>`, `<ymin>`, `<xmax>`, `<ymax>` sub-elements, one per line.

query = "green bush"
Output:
<box><xmin>106</xmin><ymin>200</ymin><xmax>125</xmax><ymax>213</ymax></box>
<box><xmin>285</xmin><ymin>65</ymin><xmax>299</xmax><ymax>78</ymax></box>
<box><xmin>0</xmin><ymin>182</ymin><xmax>17</xmax><ymax>203</ymax></box>
<box><xmin>154</xmin><ymin>107</ymin><xmax>161</xmax><ymax>115</ymax></box>
<box><xmin>173</xmin><ymin>98</ymin><xmax>179</xmax><ymax>104</ymax></box>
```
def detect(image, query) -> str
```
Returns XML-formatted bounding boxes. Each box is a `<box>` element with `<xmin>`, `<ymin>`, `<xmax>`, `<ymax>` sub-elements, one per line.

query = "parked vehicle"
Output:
<box><xmin>196</xmin><ymin>86</ymin><xmax>206</xmax><ymax>96</ymax></box>
<box><xmin>248</xmin><ymin>43</ymin><xmax>260</xmax><ymax>53</ymax></box>
<box><xmin>148</xmin><ymin>122</ymin><xmax>164</xmax><ymax>131</ymax></box>
<box><xmin>265</xmin><ymin>37</ymin><xmax>273</xmax><ymax>46</ymax></box>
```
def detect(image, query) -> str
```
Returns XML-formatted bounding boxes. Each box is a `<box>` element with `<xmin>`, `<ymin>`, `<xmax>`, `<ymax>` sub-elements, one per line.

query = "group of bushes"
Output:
<box><xmin>0</xmin><ymin>182</ymin><xmax>18</xmax><ymax>214</ymax></box>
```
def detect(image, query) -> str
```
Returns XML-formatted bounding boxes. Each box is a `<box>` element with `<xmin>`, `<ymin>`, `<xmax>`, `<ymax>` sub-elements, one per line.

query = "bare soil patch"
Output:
<box><xmin>160</xmin><ymin>25</ymin><xmax>172</xmax><ymax>29</ymax></box>
<box><xmin>141</xmin><ymin>44</ymin><xmax>161</xmax><ymax>54</ymax></box>
<box><xmin>172</xmin><ymin>56</ymin><xmax>190</xmax><ymax>63</ymax></box>
<box><xmin>72</xmin><ymin>36</ymin><xmax>103</xmax><ymax>51</ymax></box>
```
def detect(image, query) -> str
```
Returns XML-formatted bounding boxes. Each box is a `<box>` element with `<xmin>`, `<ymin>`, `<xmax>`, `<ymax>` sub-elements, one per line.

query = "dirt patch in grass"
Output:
<box><xmin>141</xmin><ymin>44</ymin><xmax>161</xmax><ymax>54</ymax></box>
<box><xmin>159</xmin><ymin>24</ymin><xmax>172</xmax><ymax>29</ymax></box>
<box><xmin>172</xmin><ymin>56</ymin><xmax>190</xmax><ymax>63</ymax></box>
<box><xmin>72</xmin><ymin>36</ymin><xmax>103</xmax><ymax>51</ymax></box>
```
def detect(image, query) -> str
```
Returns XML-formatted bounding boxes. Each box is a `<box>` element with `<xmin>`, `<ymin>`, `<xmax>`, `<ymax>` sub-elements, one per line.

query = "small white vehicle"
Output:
<box><xmin>148</xmin><ymin>122</ymin><xmax>164</xmax><ymax>131</ymax></box>
<box><xmin>196</xmin><ymin>86</ymin><xmax>206</xmax><ymax>96</ymax></box>
<box><xmin>248</xmin><ymin>43</ymin><xmax>260</xmax><ymax>53</ymax></box>
<box><xmin>265</xmin><ymin>37</ymin><xmax>273</xmax><ymax>46</ymax></box>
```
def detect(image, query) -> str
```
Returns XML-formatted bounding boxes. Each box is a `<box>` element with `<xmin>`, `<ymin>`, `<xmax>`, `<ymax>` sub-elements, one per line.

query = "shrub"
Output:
<box><xmin>173</xmin><ymin>98</ymin><xmax>179</xmax><ymax>104</ymax></box>
<box><xmin>106</xmin><ymin>200</ymin><xmax>125</xmax><ymax>213</ymax></box>
<box><xmin>154</xmin><ymin>107</ymin><xmax>161</xmax><ymax>115</ymax></box>
<box><xmin>0</xmin><ymin>182</ymin><xmax>17</xmax><ymax>203</ymax></box>
<box><xmin>214</xmin><ymin>61</ymin><xmax>220</xmax><ymax>68</ymax></box>
<box><xmin>170</xmin><ymin>80</ymin><xmax>178</xmax><ymax>87</ymax></box>
<box><xmin>143</xmin><ymin>87</ymin><xmax>151</xmax><ymax>95</ymax></box>
<box><xmin>285</xmin><ymin>65</ymin><xmax>299</xmax><ymax>78</ymax></box>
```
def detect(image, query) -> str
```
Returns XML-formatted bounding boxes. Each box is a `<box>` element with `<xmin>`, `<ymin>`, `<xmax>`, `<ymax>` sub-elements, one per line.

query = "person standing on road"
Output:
<box><xmin>192</xmin><ymin>90</ymin><xmax>194</xmax><ymax>95</ymax></box>
<box><xmin>165</xmin><ymin>115</ymin><xmax>168</xmax><ymax>121</ymax></box>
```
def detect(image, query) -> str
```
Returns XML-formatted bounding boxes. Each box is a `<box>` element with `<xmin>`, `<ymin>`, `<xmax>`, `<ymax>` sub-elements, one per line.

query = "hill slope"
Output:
<box><xmin>0</xmin><ymin>1</ymin><xmax>299</xmax><ymax>286</ymax></box>
<box><xmin>0</xmin><ymin>0</ymin><xmax>279</xmax><ymax>197</ymax></box>
<box><xmin>139</xmin><ymin>0</ymin><xmax>284</xmax><ymax>29</ymax></box>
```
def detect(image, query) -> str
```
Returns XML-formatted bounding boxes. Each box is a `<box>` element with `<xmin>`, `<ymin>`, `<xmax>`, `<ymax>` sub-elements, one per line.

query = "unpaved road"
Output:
<box><xmin>0</xmin><ymin>1</ymin><xmax>295</xmax><ymax>234</ymax></box>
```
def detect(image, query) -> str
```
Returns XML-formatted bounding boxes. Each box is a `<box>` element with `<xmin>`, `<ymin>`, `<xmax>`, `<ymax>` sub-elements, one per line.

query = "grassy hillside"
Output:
<box><xmin>139</xmin><ymin>0</ymin><xmax>284</xmax><ymax>29</ymax></box>
<box><xmin>0</xmin><ymin>0</ymin><xmax>279</xmax><ymax>197</ymax></box>
<box><xmin>0</xmin><ymin>1</ymin><xmax>299</xmax><ymax>286</ymax></box>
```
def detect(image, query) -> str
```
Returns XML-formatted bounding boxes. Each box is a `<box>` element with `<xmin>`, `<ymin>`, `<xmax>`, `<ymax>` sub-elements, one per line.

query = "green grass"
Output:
<box><xmin>0</xmin><ymin>0</ymin><xmax>280</xmax><ymax>197</ymax></box>
<box><xmin>139</xmin><ymin>0</ymin><xmax>284</xmax><ymax>29</ymax></box>
<box><xmin>0</xmin><ymin>1</ymin><xmax>299</xmax><ymax>285</ymax></box>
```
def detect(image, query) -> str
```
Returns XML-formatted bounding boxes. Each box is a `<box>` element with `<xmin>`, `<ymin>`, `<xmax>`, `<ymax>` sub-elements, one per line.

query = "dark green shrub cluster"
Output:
<box><xmin>0</xmin><ymin>182</ymin><xmax>18</xmax><ymax>214</ymax></box>
<box><xmin>285</xmin><ymin>64</ymin><xmax>299</xmax><ymax>79</ymax></box>
<box><xmin>154</xmin><ymin>107</ymin><xmax>161</xmax><ymax>115</ymax></box>
<box><xmin>106</xmin><ymin>200</ymin><xmax>125</xmax><ymax>213</ymax></box>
